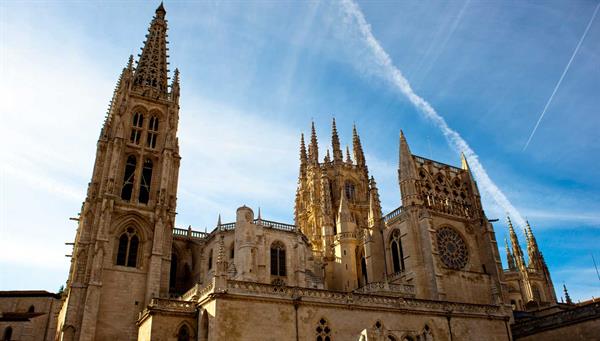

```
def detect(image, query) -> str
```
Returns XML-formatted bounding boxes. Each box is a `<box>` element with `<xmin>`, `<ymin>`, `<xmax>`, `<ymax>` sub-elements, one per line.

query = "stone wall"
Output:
<box><xmin>512</xmin><ymin>301</ymin><xmax>600</xmax><ymax>341</ymax></box>
<box><xmin>0</xmin><ymin>291</ymin><xmax>62</xmax><ymax>341</ymax></box>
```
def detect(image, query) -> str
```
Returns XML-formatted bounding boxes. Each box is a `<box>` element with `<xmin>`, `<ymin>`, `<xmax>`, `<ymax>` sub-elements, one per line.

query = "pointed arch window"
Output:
<box><xmin>360</xmin><ymin>254</ymin><xmax>368</xmax><ymax>285</ymax></box>
<box><xmin>208</xmin><ymin>250</ymin><xmax>213</xmax><ymax>270</ymax></box>
<box><xmin>344</xmin><ymin>181</ymin><xmax>356</xmax><ymax>201</ymax></box>
<box><xmin>177</xmin><ymin>325</ymin><xmax>190</xmax><ymax>341</ymax></box>
<box><xmin>121</xmin><ymin>155</ymin><xmax>137</xmax><ymax>201</ymax></box>
<box><xmin>270</xmin><ymin>241</ymin><xmax>286</xmax><ymax>276</ymax></box>
<box><xmin>28</xmin><ymin>305</ymin><xmax>35</xmax><ymax>313</ymax></box>
<box><xmin>138</xmin><ymin>158</ymin><xmax>153</xmax><ymax>204</ymax></box>
<box><xmin>391</xmin><ymin>230</ymin><xmax>405</xmax><ymax>273</ymax></box>
<box><xmin>116</xmin><ymin>227</ymin><xmax>140</xmax><ymax>267</ymax></box>
<box><xmin>146</xmin><ymin>116</ymin><xmax>159</xmax><ymax>149</ymax></box>
<box><xmin>130</xmin><ymin>112</ymin><xmax>144</xmax><ymax>145</ymax></box>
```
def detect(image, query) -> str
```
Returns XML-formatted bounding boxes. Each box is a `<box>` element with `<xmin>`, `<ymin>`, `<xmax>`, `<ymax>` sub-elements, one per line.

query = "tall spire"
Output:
<box><xmin>460</xmin><ymin>152</ymin><xmax>480</xmax><ymax>196</ymax></box>
<box><xmin>398</xmin><ymin>131</ymin><xmax>419</xmax><ymax>206</ymax></box>
<box><xmin>368</xmin><ymin>177</ymin><xmax>382</xmax><ymax>226</ymax></box>
<box><xmin>352</xmin><ymin>124</ymin><xmax>366</xmax><ymax>167</ymax></box>
<box><xmin>525</xmin><ymin>220</ymin><xmax>543</xmax><ymax>270</ymax></box>
<box><xmin>299</xmin><ymin>133</ymin><xmax>307</xmax><ymax>177</ymax></box>
<box><xmin>505</xmin><ymin>238</ymin><xmax>516</xmax><ymax>270</ymax></box>
<box><xmin>331</xmin><ymin>118</ymin><xmax>343</xmax><ymax>162</ymax></box>
<box><xmin>133</xmin><ymin>2</ymin><xmax>170</xmax><ymax>95</ymax></box>
<box><xmin>507</xmin><ymin>216</ymin><xmax>526</xmax><ymax>269</ymax></box>
<box><xmin>308</xmin><ymin>121</ymin><xmax>319</xmax><ymax>164</ymax></box>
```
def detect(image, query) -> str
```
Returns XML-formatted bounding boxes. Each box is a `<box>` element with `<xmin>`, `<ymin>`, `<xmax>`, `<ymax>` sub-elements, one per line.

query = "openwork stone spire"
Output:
<box><xmin>507</xmin><ymin>216</ymin><xmax>526</xmax><ymax>269</ymax></box>
<box><xmin>133</xmin><ymin>2</ymin><xmax>170</xmax><ymax>95</ymax></box>
<box><xmin>331</xmin><ymin>118</ymin><xmax>343</xmax><ymax>163</ymax></box>
<box><xmin>352</xmin><ymin>124</ymin><xmax>365</xmax><ymax>167</ymax></box>
<box><xmin>505</xmin><ymin>238</ymin><xmax>516</xmax><ymax>270</ymax></box>
<box><xmin>308</xmin><ymin>121</ymin><xmax>319</xmax><ymax>164</ymax></box>
<box><xmin>299</xmin><ymin>133</ymin><xmax>307</xmax><ymax>177</ymax></box>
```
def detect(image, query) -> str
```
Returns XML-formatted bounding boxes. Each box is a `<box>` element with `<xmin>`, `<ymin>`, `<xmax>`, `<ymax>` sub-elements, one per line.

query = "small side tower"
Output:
<box><xmin>56</xmin><ymin>4</ymin><xmax>181</xmax><ymax>340</ymax></box>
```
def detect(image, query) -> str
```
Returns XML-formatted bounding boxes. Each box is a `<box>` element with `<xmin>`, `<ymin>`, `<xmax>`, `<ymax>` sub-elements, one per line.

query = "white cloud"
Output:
<box><xmin>339</xmin><ymin>0</ymin><xmax>527</xmax><ymax>229</ymax></box>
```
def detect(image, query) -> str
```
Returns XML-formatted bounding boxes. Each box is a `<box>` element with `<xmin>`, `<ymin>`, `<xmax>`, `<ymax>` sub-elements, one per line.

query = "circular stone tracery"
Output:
<box><xmin>437</xmin><ymin>227</ymin><xmax>468</xmax><ymax>270</ymax></box>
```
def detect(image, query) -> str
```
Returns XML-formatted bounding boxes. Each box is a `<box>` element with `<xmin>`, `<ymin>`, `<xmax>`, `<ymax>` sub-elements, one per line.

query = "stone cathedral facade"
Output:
<box><xmin>7</xmin><ymin>4</ymin><xmax>589</xmax><ymax>341</ymax></box>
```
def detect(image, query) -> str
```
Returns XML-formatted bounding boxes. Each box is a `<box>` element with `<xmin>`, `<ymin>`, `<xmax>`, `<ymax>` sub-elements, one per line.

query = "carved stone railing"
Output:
<box><xmin>512</xmin><ymin>301</ymin><xmax>600</xmax><ymax>338</ymax></box>
<box><xmin>148</xmin><ymin>298</ymin><xmax>195</xmax><ymax>313</ymax></box>
<box><xmin>354</xmin><ymin>281</ymin><xmax>415</xmax><ymax>297</ymax></box>
<box><xmin>383</xmin><ymin>206</ymin><xmax>404</xmax><ymax>224</ymax></box>
<box><xmin>173</xmin><ymin>218</ymin><xmax>297</xmax><ymax>240</ymax></box>
<box><xmin>224</xmin><ymin>280</ymin><xmax>503</xmax><ymax>316</ymax></box>
<box><xmin>255</xmin><ymin>219</ymin><xmax>296</xmax><ymax>232</ymax></box>
<box><xmin>413</xmin><ymin>155</ymin><xmax>461</xmax><ymax>173</ymax></box>
<box><xmin>172</xmin><ymin>227</ymin><xmax>209</xmax><ymax>239</ymax></box>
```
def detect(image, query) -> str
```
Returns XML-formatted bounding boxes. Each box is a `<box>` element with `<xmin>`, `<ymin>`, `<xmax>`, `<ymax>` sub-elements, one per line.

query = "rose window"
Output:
<box><xmin>437</xmin><ymin>227</ymin><xmax>468</xmax><ymax>270</ymax></box>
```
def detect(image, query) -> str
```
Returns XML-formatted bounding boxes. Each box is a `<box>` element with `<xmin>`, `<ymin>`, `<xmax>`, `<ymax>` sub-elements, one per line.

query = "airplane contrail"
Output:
<box><xmin>523</xmin><ymin>2</ymin><xmax>600</xmax><ymax>151</ymax></box>
<box><xmin>340</xmin><ymin>0</ymin><xmax>527</xmax><ymax>227</ymax></box>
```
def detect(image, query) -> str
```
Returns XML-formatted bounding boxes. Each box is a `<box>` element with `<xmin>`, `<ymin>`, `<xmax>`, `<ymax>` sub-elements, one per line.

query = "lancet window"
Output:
<box><xmin>344</xmin><ymin>181</ymin><xmax>356</xmax><ymax>201</ymax></box>
<box><xmin>116</xmin><ymin>227</ymin><xmax>140</xmax><ymax>267</ymax></box>
<box><xmin>138</xmin><ymin>158</ymin><xmax>153</xmax><ymax>204</ymax></box>
<box><xmin>177</xmin><ymin>325</ymin><xmax>190</xmax><ymax>341</ymax></box>
<box><xmin>208</xmin><ymin>250</ymin><xmax>213</xmax><ymax>270</ymax></box>
<box><xmin>121</xmin><ymin>155</ymin><xmax>137</xmax><ymax>201</ymax></box>
<box><xmin>146</xmin><ymin>116</ymin><xmax>159</xmax><ymax>149</ymax></box>
<box><xmin>390</xmin><ymin>230</ymin><xmax>405</xmax><ymax>273</ymax></box>
<box><xmin>270</xmin><ymin>241</ymin><xmax>286</xmax><ymax>276</ymax></box>
<box><xmin>130</xmin><ymin>112</ymin><xmax>144</xmax><ymax>145</ymax></box>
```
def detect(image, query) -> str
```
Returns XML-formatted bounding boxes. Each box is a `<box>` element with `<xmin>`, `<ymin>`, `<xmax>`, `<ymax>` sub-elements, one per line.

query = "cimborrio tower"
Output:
<box><xmin>56</xmin><ymin>4</ymin><xmax>181</xmax><ymax>340</ymax></box>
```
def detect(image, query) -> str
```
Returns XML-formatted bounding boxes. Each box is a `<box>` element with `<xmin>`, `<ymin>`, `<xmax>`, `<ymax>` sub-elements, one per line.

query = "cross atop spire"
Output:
<box><xmin>133</xmin><ymin>3</ymin><xmax>170</xmax><ymax>96</ymax></box>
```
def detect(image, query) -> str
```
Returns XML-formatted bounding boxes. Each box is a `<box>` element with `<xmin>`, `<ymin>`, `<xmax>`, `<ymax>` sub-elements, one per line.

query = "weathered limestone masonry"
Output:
<box><xmin>6</xmin><ymin>3</ymin><xmax>594</xmax><ymax>341</ymax></box>
<box><xmin>0</xmin><ymin>291</ymin><xmax>62</xmax><ymax>341</ymax></box>
<box><xmin>55</xmin><ymin>3</ymin><xmax>181</xmax><ymax>340</ymax></box>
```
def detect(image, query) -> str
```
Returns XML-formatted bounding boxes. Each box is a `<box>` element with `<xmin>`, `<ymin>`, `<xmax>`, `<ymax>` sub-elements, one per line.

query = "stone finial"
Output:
<box><xmin>345</xmin><ymin>145</ymin><xmax>352</xmax><ymax>164</ymax></box>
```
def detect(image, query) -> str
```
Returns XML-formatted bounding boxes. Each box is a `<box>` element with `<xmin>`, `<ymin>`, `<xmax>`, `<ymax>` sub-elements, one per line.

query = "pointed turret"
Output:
<box><xmin>171</xmin><ymin>68</ymin><xmax>180</xmax><ymax>103</ymax></box>
<box><xmin>133</xmin><ymin>2</ymin><xmax>170</xmax><ymax>95</ymax></box>
<box><xmin>217</xmin><ymin>214</ymin><xmax>222</xmax><ymax>228</ymax></box>
<box><xmin>507</xmin><ymin>216</ymin><xmax>526</xmax><ymax>269</ymax></box>
<box><xmin>345</xmin><ymin>146</ymin><xmax>353</xmax><ymax>164</ymax></box>
<box><xmin>337</xmin><ymin>188</ymin><xmax>354</xmax><ymax>227</ymax></box>
<box><xmin>324</xmin><ymin>149</ymin><xmax>331</xmax><ymax>163</ymax></box>
<box><xmin>563</xmin><ymin>284</ymin><xmax>573</xmax><ymax>304</ymax></box>
<box><xmin>368</xmin><ymin>177</ymin><xmax>382</xmax><ymax>226</ymax></box>
<box><xmin>331</xmin><ymin>118</ymin><xmax>343</xmax><ymax>163</ymax></box>
<box><xmin>353</xmin><ymin>124</ymin><xmax>366</xmax><ymax>168</ymax></box>
<box><xmin>461</xmin><ymin>152</ymin><xmax>480</xmax><ymax>197</ymax></box>
<box><xmin>398</xmin><ymin>131</ymin><xmax>420</xmax><ymax>206</ymax></box>
<box><xmin>524</xmin><ymin>220</ymin><xmax>544</xmax><ymax>270</ymax></box>
<box><xmin>299</xmin><ymin>133</ymin><xmax>308</xmax><ymax>176</ymax></box>
<box><xmin>505</xmin><ymin>238</ymin><xmax>516</xmax><ymax>270</ymax></box>
<box><xmin>308</xmin><ymin>122</ymin><xmax>319</xmax><ymax>164</ymax></box>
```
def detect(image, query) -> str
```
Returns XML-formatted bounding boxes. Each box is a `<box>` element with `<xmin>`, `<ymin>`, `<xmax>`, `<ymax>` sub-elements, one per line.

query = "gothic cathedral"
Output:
<box><xmin>3</xmin><ymin>4</ymin><xmax>573</xmax><ymax>341</ymax></box>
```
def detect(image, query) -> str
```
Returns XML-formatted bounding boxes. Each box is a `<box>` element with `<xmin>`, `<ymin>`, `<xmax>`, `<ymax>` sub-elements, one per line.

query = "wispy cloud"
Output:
<box><xmin>339</xmin><ymin>0</ymin><xmax>527</xmax><ymax>227</ymax></box>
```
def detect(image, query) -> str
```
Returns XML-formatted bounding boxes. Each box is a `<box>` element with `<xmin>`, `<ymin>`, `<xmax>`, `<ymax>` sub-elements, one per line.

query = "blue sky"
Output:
<box><xmin>1</xmin><ymin>0</ymin><xmax>598</xmax><ymax>302</ymax></box>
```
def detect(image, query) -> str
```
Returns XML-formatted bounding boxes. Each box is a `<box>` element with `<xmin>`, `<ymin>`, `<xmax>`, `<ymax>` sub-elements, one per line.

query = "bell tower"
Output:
<box><xmin>56</xmin><ymin>4</ymin><xmax>181</xmax><ymax>340</ymax></box>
